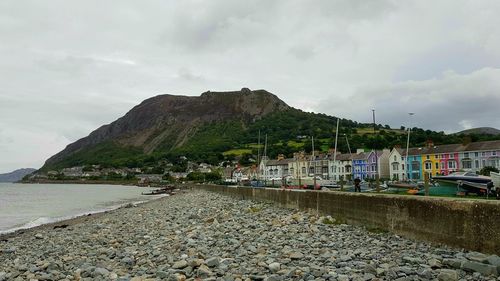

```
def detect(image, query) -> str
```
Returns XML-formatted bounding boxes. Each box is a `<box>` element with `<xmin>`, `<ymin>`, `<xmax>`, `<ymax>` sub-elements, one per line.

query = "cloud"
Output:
<box><xmin>1</xmin><ymin>0</ymin><xmax>500</xmax><ymax>172</ymax></box>
<box><xmin>317</xmin><ymin>68</ymin><xmax>500</xmax><ymax>133</ymax></box>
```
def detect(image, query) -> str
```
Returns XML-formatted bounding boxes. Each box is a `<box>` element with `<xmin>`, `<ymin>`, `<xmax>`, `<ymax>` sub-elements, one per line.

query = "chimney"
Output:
<box><xmin>426</xmin><ymin>139</ymin><xmax>434</xmax><ymax>148</ymax></box>
<box><xmin>356</xmin><ymin>148</ymin><xmax>365</xmax><ymax>154</ymax></box>
<box><xmin>277</xmin><ymin>154</ymin><xmax>285</xmax><ymax>161</ymax></box>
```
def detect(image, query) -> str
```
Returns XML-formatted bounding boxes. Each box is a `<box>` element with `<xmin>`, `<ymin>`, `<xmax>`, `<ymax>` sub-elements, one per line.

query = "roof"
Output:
<box><xmin>351</xmin><ymin>152</ymin><xmax>370</xmax><ymax>160</ymax></box>
<box><xmin>265</xmin><ymin>158</ymin><xmax>293</xmax><ymax>166</ymax></box>
<box><xmin>465</xmin><ymin>140</ymin><xmax>500</xmax><ymax>151</ymax></box>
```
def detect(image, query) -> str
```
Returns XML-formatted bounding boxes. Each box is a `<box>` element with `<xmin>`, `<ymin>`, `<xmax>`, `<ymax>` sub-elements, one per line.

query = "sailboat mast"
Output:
<box><xmin>333</xmin><ymin>118</ymin><xmax>340</xmax><ymax>180</ymax></box>
<box><xmin>264</xmin><ymin>134</ymin><xmax>268</xmax><ymax>182</ymax></box>
<box><xmin>257</xmin><ymin>130</ymin><xmax>261</xmax><ymax>180</ymax></box>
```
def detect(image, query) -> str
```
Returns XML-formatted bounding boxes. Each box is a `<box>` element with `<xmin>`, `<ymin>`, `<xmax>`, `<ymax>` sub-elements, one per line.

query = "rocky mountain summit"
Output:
<box><xmin>43</xmin><ymin>88</ymin><xmax>289</xmax><ymax>169</ymax></box>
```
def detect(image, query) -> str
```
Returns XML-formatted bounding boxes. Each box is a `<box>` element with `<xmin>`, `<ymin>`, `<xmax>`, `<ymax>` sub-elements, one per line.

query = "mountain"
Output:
<box><xmin>42</xmin><ymin>88</ymin><xmax>500</xmax><ymax>171</ymax></box>
<box><xmin>454</xmin><ymin>127</ymin><xmax>500</xmax><ymax>136</ymax></box>
<box><xmin>43</xmin><ymin>88</ymin><xmax>290</xmax><ymax>170</ymax></box>
<box><xmin>0</xmin><ymin>168</ymin><xmax>37</xmax><ymax>182</ymax></box>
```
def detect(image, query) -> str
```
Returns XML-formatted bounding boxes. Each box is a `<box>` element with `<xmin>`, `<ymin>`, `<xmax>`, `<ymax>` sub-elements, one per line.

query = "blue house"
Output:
<box><xmin>352</xmin><ymin>151</ymin><xmax>370</xmax><ymax>180</ymax></box>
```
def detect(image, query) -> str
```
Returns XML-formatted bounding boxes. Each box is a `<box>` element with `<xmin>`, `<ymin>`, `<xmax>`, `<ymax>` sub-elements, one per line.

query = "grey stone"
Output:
<box><xmin>487</xmin><ymin>255</ymin><xmax>500</xmax><ymax>267</ymax></box>
<box><xmin>429</xmin><ymin>258</ymin><xmax>442</xmax><ymax>268</ymax></box>
<box><xmin>466</xmin><ymin>252</ymin><xmax>488</xmax><ymax>263</ymax></box>
<box><xmin>442</xmin><ymin>258</ymin><xmax>463</xmax><ymax>269</ymax></box>
<box><xmin>289</xmin><ymin>252</ymin><xmax>304</xmax><ymax>260</ymax></box>
<box><xmin>121</xmin><ymin>257</ymin><xmax>135</xmax><ymax>266</ymax></box>
<box><xmin>172</xmin><ymin>260</ymin><xmax>188</xmax><ymax>269</ymax></box>
<box><xmin>268</xmin><ymin>262</ymin><xmax>280</xmax><ymax>273</ymax></box>
<box><xmin>157</xmin><ymin>270</ymin><xmax>169</xmax><ymax>279</ymax></box>
<box><xmin>197</xmin><ymin>265</ymin><xmax>212</xmax><ymax>278</ymax></box>
<box><xmin>94</xmin><ymin>267</ymin><xmax>109</xmax><ymax>276</ymax></box>
<box><xmin>205</xmin><ymin>257</ymin><xmax>219</xmax><ymax>267</ymax></box>
<box><xmin>462</xmin><ymin>261</ymin><xmax>498</xmax><ymax>276</ymax></box>
<box><xmin>437</xmin><ymin>269</ymin><xmax>458</xmax><ymax>281</ymax></box>
<box><xmin>35</xmin><ymin>233</ymin><xmax>44</xmax><ymax>239</ymax></box>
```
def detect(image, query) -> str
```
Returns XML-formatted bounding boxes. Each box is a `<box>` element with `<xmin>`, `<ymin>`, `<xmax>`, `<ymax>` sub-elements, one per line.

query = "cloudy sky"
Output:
<box><xmin>1</xmin><ymin>0</ymin><xmax>500</xmax><ymax>172</ymax></box>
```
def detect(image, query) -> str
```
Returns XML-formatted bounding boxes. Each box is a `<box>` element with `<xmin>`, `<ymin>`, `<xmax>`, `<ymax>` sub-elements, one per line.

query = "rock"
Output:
<box><xmin>428</xmin><ymin>258</ymin><xmax>442</xmax><ymax>268</ymax></box>
<box><xmin>110</xmin><ymin>272</ymin><xmax>118</xmax><ymax>280</ymax></box>
<box><xmin>462</xmin><ymin>261</ymin><xmax>498</xmax><ymax>276</ymax></box>
<box><xmin>487</xmin><ymin>255</ymin><xmax>500</xmax><ymax>267</ymax></box>
<box><xmin>188</xmin><ymin>258</ymin><xmax>203</xmax><ymax>268</ymax></box>
<box><xmin>442</xmin><ymin>258</ymin><xmax>463</xmax><ymax>269</ymax></box>
<box><xmin>156</xmin><ymin>271</ymin><xmax>169</xmax><ymax>279</ymax></box>
<box><xmin>35</xmin><ymin>233</ymin><xmax>44</xmax><ymax>239</ymax></box>
<box><xmin>94</xmin><ymin>267</ymin><xmax>109</xmax><ymax>277</ymax></box>
<box><xmin>121</xmin><ymin>257</ymin><xmax>135</xmax><ymax>266</ymax></box>
<box><xmin>172</xmin><ymin>260</ymin><xmax>188</xmax><ymax>269</ymax></box>
<box><xmin>465</xmin><ymin>252</ymin><xmax>488</xmax><ymax>263</ymax></box>
<box><xmin>197</xmin><ymin>265</ymin><xmax>212</xmax><ymax>278</ymax></box>
<box><xmin>417</xmin><ymin>268</ymin><xmax>433</xmax><ymax>279</ymax></box>
<box><xmin>437</xmin><ymin>269</ymin><xmax>458</xmax><ymax>281</ymax></box>
<box><xmin>169</xmin><ymin>273</ymin><xmax>186</xmax><ymax>281</ymax></box>
<box><xmin>205</xmin><ymin>257</ymin><xmax>219</xmax><ymax>267</ymax></box>
<box><xmin>289</xmin><ymin>252</ymin><xmax>304</xmax><ymax>260</ymax></box>
<box><xmin>1</xmin><ymin>247</ymin><xmax>16</xmax><ymax>254</ymax></box>
<box><xmin>268</xmin><ymin>262</ymin><xmax>280</xmax><ymax>273</ymax></box>
<box><xmin>363</xmin><ymin>264</ymin><xmax>377</xmax><ymax>275</ymax></box>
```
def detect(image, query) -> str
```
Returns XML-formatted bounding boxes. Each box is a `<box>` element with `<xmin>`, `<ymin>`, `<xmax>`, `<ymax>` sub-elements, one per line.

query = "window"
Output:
<box><xmin>435</xmin><ymin>154</ymin><xmax>438</xmax><ymax>159</ymax></box>
<box><xmin>290</xmin><ymin>168</ymin><xmax>294</xmax><ymax>174</ymax></box>
<box><xmin>302</xmin><ymin>167</ymin><xmax>306</xmax><ymax>174</ymax></box>
<box><xmin>482</xmin><ymin>152</ymin><xmax>486</xmax><ymax>157</ymax></box>
<box><xmin>462</xmin><ymin>160</ymin><xmax>472</xmax><ymax>169</ymax></box>
<box><xmin>464</xmin><ymin>152</ymin><xmax>469</xmax><ymax>158</ymax></box>
<box><xmin>440</xmin><ymin>162</ymin><xmax>445</xmax><ymax>169</ymax></box>
<box><xmin>435</xmin><ymin>162</ymin><xmax>439</xmax><ymax>169</ymax></box>
<box><xmin>394</xmin><ymin>155</ymin><xmax>397</xmax><ymax>161</ymax></box>
<box><xmin>475</xmin><ymin>160</ymin><xmax>479</xmax><ymax>169</ymax></box>
<box><xmin>426</xmin><ymin>155</ymin><xmax>430</xmax><ymax>160</ymax></box>
<box><xmin>475</xmin><ymin>152</ymin><xmax>479</xmax><ymax>157</ymax></box>
<box><xmin>448</xmin><ymin>161</ymin><xmax>457</xmax><ymax>169</ymax></box>
<box><xmin>449</xmin><ymin>154</ymin><xmax>453</xmax><ymax>158</ymax></box>
<box><xmin>493</xmin><ymin>151</ymin><xmax>497</xmax><ymax>156</ymax></box>
<box><xmin>425</xmin><ymin>162</ymin><xmax>432</xmax><ymax>170</ymax></box>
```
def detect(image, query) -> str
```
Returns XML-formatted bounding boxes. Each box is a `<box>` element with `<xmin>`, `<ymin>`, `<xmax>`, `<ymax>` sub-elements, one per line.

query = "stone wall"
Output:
<box><xmin>197</xmin><ymin>185</ymin><xmax>500</xmax><ymax>255</ymax></box>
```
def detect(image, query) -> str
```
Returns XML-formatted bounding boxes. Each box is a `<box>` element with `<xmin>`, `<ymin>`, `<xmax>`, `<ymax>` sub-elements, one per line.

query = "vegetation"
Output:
<box><xmin>42</xmin><ymin>108</ymin><xmax>500</xmax><ymax>170</ymax></box>
<box><xmin>479</xmin><ymin>166</ymin><xmax>499</xmax><ymax>176</ymax></box>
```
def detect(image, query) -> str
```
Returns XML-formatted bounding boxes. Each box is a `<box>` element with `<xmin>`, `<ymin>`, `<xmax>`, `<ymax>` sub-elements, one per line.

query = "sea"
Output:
<box><xmin>0</xmin><ymin>183</ymin><xmax>161</xmax><ymax>234</ymax></box>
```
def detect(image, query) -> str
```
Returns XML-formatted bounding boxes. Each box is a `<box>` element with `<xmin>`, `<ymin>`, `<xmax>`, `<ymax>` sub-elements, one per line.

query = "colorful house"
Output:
<box><xmin>352</xmin><ymin>150</ymin><xmax>370</xmax><ymax>180</ymax></box>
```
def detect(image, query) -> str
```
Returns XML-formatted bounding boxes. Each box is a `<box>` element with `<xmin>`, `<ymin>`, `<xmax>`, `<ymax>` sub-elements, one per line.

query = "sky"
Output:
<box><xmin>1</xmin><ymin>0</ymin><xmax>500</xmax><ymax>172</ymax></box>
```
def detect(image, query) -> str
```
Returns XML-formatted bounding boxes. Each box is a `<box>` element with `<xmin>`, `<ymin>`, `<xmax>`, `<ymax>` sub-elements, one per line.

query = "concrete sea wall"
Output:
<box><xmin>197</xmin><ymin>185</ymin><xmax>500</xmax><ymax>254</ymax></box>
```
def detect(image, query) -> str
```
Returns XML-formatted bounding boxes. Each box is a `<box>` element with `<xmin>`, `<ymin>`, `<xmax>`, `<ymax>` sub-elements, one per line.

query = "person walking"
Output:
<box><xmin>354</xmin><ymin>177</ymin><xmax>361</xmax><ymax>192</ymax></box>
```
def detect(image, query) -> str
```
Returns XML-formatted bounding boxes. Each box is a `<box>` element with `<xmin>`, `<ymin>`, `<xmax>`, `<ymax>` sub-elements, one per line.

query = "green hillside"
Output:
<box><xmin>43</xmin><ymin>108</ymin><xmax>500</xmax><ymax>170</ymax></box>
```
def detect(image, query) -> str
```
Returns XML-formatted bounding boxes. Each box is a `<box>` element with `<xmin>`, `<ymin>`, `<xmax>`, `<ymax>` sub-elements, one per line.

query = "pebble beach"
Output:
<box><xmin>1</xmin><ymin>189</ymin><xmax>499</xmax><ymax>281</ymax></box>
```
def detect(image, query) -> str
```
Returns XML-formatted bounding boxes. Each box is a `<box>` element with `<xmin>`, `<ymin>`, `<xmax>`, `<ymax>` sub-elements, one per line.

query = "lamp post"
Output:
<box><xmin>405</xmin><ymin>113</ymin><xmax>415</xmax><ymax>181</ymax></box>
<box><xmin>372</xmin><ymin>109</ymin><xmax>380</xmax><ymax>191</ymax></box>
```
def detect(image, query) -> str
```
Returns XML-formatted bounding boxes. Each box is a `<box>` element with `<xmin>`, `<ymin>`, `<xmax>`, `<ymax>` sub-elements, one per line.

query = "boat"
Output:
<box><xmin>491</xmin><ymin>172</ymin><xmax>500</xmax><ymax>188</ymax></box>
<box><xmin>387</xmin><ymin>181</ymin><xmax>423</xmax><ymax>189</ymax></box>
<box><xmin>432</xmin><ymin>171</ymin><xmax>491</xmax><ymax>185</ymax></box>
<box><xmin>141</xmin><ymin>188</ymin><xmax>169</xmax><ymax>195</ymax></box>
<box><xmin>457</xmin><ymin>180</ymin><xmax>490</xmax><ymax>196</ymax></box>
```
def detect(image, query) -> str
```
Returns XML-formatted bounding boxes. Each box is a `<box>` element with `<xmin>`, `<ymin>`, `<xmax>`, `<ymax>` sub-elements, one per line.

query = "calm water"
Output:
<box><xmin>0</xmin><ymin>183</ymin><xmax>159</xmax><ymax>233</ymax></box>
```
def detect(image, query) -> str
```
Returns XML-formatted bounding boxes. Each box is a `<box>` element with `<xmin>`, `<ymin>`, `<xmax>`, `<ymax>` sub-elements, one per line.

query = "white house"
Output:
<box><xmin>328</xmin><ymin>153</ymin><xmax>353</xmax><ymax>181</ymax></box>
<box><xmin>261</xmin><ymin>156</ymin><xmax>292</xmax><ymax>180</ymax></box>
<box><xmin>389</xmin><ymin>148</ymin><xmax>405</xmax><ymax>180</ymax></box>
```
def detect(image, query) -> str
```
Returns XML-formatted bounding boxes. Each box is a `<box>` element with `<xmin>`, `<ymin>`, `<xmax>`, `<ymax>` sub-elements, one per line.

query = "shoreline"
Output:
<box><xmin>0</xmin><ymin>193</ymin><xmax>169</xmax><ymax>241</ymax></box>
<box><xmin>1</xmin><ymin>189</ymin><xmax>498</xmax><ymax>280</ymax></box>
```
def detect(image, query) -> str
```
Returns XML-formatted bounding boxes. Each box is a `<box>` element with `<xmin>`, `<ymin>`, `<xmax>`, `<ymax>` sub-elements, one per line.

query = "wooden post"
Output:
<box><xmin>424</xmin><ymin>173</ymin><xmax>429</xmax><ymax>196</ymax></box>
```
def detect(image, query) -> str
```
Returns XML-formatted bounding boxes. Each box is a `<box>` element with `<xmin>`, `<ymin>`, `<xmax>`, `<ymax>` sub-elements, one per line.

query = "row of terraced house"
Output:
<box><xmin>259</xmin><ymin>140</ymin><xmax>500</xmax><ymax>182</ymax></box>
